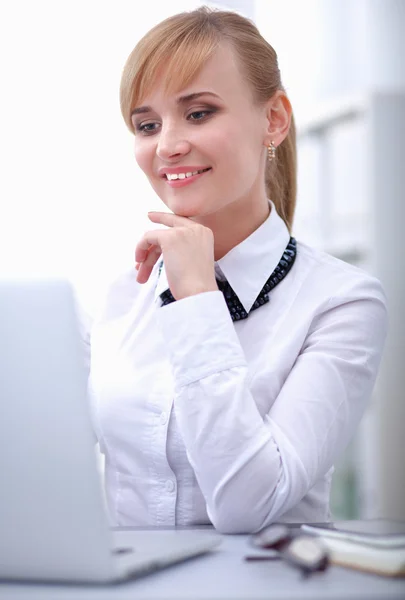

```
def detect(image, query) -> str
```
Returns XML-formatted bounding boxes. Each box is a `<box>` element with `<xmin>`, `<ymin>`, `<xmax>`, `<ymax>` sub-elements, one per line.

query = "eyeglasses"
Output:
<box><xmin>245</xmin><ymin>524</ymin><xmax>329</xmax><ymax>579</ymax></box>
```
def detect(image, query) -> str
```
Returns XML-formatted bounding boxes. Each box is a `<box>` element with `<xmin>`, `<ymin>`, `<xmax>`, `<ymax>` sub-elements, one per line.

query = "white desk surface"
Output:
<box><xmin>0</xmin><ymin>527</ymin><xmax>404</xmax><ymax>600</ymax></box>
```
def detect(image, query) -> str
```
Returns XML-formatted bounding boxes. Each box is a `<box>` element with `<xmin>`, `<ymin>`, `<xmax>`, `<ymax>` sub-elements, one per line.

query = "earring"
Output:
<box><xmin>267</xmin><ymin>141</ymin><xmax>276</xmax><ymax>162</ymax></box>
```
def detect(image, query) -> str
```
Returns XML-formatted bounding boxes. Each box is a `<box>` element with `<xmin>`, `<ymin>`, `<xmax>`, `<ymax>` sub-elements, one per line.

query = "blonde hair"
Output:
<box><xmin>120</xmin><ymin>6</ymin><xmax>297</xmax><ymax>230</ymax></box>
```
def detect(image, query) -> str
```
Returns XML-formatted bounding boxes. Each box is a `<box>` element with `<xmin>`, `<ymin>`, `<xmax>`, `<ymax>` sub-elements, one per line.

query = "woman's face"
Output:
<box><xmin>131</xmin><ymin>43</ymin><xmax>269</xmax><ymax>219</ymax></box>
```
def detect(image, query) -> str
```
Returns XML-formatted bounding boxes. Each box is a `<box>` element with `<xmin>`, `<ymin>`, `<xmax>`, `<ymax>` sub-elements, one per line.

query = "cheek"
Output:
<box><xmin>205</xmin><ymin>121</ymin><xmax>250</xmax><ymax>162</ymax></box>
<box><xmin>200</xmin><ymin>131</ymin><xmax>235</xmax><ymax>167</ymax></box>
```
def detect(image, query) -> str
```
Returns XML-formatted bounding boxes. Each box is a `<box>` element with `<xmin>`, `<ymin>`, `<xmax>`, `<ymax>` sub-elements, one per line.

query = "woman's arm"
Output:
<box><xmin>157</xmin><ymin>276</ymin><xmax>388</xmax><ymax>534</ymax></box>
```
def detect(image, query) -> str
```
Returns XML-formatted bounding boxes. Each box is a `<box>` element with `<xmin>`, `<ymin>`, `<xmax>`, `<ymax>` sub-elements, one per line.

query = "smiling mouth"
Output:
<box><xmin>165</xmin><ymin>168</ymin><xmax>211</xmax><ymax>181</ymax></box>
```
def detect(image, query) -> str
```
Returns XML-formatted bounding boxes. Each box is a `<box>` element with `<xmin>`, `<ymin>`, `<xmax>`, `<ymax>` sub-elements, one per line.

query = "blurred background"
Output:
<box><xmin>1</xmin><ymin>0</ymin><xmax>404</xmax><ymax>521</ymax></box>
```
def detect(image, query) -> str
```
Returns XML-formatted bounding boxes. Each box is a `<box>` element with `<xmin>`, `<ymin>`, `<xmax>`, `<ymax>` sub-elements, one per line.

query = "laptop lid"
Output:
<box><xmin>0</xmin><ymin>278</ymin><xmax>114</xmax><ymax>582</ymax></box>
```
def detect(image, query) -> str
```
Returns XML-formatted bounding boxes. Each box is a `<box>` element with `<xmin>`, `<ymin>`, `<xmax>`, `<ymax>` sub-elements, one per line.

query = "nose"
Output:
<box><xmin>156</xmin><ymin>124</ymin><xmax>191</xmax><ymax>161</ymax></box>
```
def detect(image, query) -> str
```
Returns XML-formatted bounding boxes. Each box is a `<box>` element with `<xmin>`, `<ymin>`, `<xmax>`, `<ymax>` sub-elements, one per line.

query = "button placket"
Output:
<box><xmin>152</xmin><ymin>394</ymin><xmax>177</xmax><ymax>525</ymax></box>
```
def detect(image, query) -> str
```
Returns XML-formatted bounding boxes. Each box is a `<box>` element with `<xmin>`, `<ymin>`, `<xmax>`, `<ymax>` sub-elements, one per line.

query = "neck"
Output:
<box><xmin>195</xmin><ymin>195</ymin><xmax>271</xmax><ymax>261</ymax></box>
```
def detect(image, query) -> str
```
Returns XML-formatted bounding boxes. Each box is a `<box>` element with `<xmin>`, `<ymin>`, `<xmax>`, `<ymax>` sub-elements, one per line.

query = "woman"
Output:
<box><xmin>89</xmin><ymin>6</ymin><xmax>387</xmax><ymax>533</ymax></box>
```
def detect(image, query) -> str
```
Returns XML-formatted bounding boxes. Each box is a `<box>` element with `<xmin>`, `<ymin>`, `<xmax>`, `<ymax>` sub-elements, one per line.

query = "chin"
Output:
<box><xmin>163</xmin><ymin>196</ymin><xmax>209</xmax><ymax>219</ymax></box>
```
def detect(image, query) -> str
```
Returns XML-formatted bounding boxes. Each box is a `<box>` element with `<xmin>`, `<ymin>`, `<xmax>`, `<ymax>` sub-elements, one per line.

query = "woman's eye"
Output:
<box><xmin>135</xmin><ymin>122</ymin><xmax>160</xmax><ymax>135</ymax></box>
<box><xmin>187</xmin><ymin>110</ymin><xmax>213</xmax><ymax>122</ymax></box>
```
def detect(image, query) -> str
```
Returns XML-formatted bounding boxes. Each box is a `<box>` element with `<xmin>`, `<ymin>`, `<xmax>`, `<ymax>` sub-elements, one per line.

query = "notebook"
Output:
<box><xmin>317</xmin><ymin>537</ymin><xmax>405</xmax><ymax>577</ymax></box>
<box><xmin>301</xmin><ymin>519</ymin><xmax>405</xmax><ymax>548</ymax></box>
<box><xmin>301</xmin><ymin>520</ymin><xmax>405</xmax><ymax>577</ymax></box>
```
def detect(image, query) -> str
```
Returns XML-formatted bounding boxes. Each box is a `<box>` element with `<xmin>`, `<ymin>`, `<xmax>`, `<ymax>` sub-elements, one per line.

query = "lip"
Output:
<box><xmin>164</xmin><ymin>169</ymin><xmax>211</xmax><ymax>188</ymax></box>
<box><xmin>158</xmin><ymin>166</ymin><xmax>211</xmax><ymax>178</ymax></box>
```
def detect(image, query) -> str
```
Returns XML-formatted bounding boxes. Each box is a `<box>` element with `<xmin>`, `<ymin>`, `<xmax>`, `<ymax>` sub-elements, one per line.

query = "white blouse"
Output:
<box><xmin>88</xmin><ymin>202</ymin><xmax>388</xmax><ymax>534</ymax></box>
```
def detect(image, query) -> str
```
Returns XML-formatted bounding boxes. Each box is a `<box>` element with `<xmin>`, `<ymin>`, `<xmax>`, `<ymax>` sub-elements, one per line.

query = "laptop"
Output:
<box><xmin>0</xmin><ymin>277</ymin><xmax>221</xmax><ymax>583</ymax></box>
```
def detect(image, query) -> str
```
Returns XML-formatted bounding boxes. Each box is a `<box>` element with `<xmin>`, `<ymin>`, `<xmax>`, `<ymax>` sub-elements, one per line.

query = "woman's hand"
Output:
<box><xmin>135</xmin><ymin>212</ymin><xmax>218</xmax><ymax>300</ymax></box>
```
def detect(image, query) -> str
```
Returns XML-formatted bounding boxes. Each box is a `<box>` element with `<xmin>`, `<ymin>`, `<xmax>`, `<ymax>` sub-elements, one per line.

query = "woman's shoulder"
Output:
<box><xmin>296</xmin><ymin>240</ymin><xmax>386</xmax><ymax>301</ymax></box>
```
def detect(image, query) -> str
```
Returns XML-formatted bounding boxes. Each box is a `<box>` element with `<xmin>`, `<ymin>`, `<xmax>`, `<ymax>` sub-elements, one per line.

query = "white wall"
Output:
<box><xmin>255</xmin><ymin>0</ymin><xmax>405</xmax><ymax>115</ymax></box>
<box><xmin>209</xmin><ymin>0</ymin><xmax>254</xmax><ymax>18</ymax></box>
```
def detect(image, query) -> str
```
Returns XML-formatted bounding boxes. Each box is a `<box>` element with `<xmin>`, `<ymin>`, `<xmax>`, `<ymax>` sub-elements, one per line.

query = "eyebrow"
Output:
<box><xmin>130</xmin><ymin>91</ymin><xmax>221</xmax><ymax>117</ymax></box>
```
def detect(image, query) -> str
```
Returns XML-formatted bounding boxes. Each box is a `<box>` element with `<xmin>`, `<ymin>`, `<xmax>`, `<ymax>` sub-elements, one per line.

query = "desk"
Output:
<box><xmin>0</xmin><ymin>528</ymin><xmax>404</xmax><ymax>600</ymax></box>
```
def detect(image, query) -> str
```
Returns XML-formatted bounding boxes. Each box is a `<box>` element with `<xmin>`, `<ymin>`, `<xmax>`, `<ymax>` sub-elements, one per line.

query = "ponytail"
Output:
<box><xmin>265</xmin><ymin>113</ymin><xmax>297</xmax><ymax>231</ymax></box>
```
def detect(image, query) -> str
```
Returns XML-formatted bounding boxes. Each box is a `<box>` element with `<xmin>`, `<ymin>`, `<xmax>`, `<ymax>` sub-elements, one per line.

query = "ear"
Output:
<box><xmin>264</xmin><ymin>90</ymin><xmax>292</xmax><ymax>148</ymax></box>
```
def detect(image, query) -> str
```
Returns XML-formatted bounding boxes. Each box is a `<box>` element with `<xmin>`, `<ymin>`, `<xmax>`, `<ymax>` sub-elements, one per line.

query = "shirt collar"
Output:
<box><xmin>154</xmin><ymin>200</ymin><xmax>290</xmax><ymax>313</ymax></box>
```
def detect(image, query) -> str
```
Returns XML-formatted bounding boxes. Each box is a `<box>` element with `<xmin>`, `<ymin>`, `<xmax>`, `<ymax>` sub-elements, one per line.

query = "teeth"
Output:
<box><xmin>166</xmin><ymin>169</ymin><xmax>208</xmax><ymax>181</ymax></box>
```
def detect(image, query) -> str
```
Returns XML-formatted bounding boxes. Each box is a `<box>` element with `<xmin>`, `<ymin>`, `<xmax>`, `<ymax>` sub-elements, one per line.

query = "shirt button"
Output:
<box><xmin>160</xmin><ymin>412</ymin><xmax>168</xmax><ymax>425</ymax></box>
<box><xmin>165</xmin><ymin>479</ymin><xmax>175</xmax><ymax>493</ymax></box>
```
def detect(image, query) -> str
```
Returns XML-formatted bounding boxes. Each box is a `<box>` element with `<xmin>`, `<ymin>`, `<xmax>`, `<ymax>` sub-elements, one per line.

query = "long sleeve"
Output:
<box><xmin>157</xmin><ymin>275</ymin><xmax>388</xmax><ymax>534</ymax></box>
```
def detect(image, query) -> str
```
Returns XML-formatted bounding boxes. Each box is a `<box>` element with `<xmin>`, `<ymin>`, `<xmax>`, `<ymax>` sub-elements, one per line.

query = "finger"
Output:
<box><xmin>134</xmin><ymin>243</ymin><xmax>156</xmax><ymax>271</ymax></box>
<box><xmin>135</xmin><ymin>230</ymin><xmax>166</xmax><ymax>262</ymax></box>
<box><xmin>136</xmin><ymin>263</ymin><xmax>152</xmax><ymax>284</ymax></box>
<box><xmin>135</xmin><ymin>239</ymin><xmax>153</xmax><ymax>264</ymax></box>
<box><xmin>147</xmin><ymin>211</ymin><xmax>193</xmax><ymax>228</ymax></box>
<box><xmin>136</xmin><ymin>245</ymin><xmax>162</xmax><ymax>284</ymax></box>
